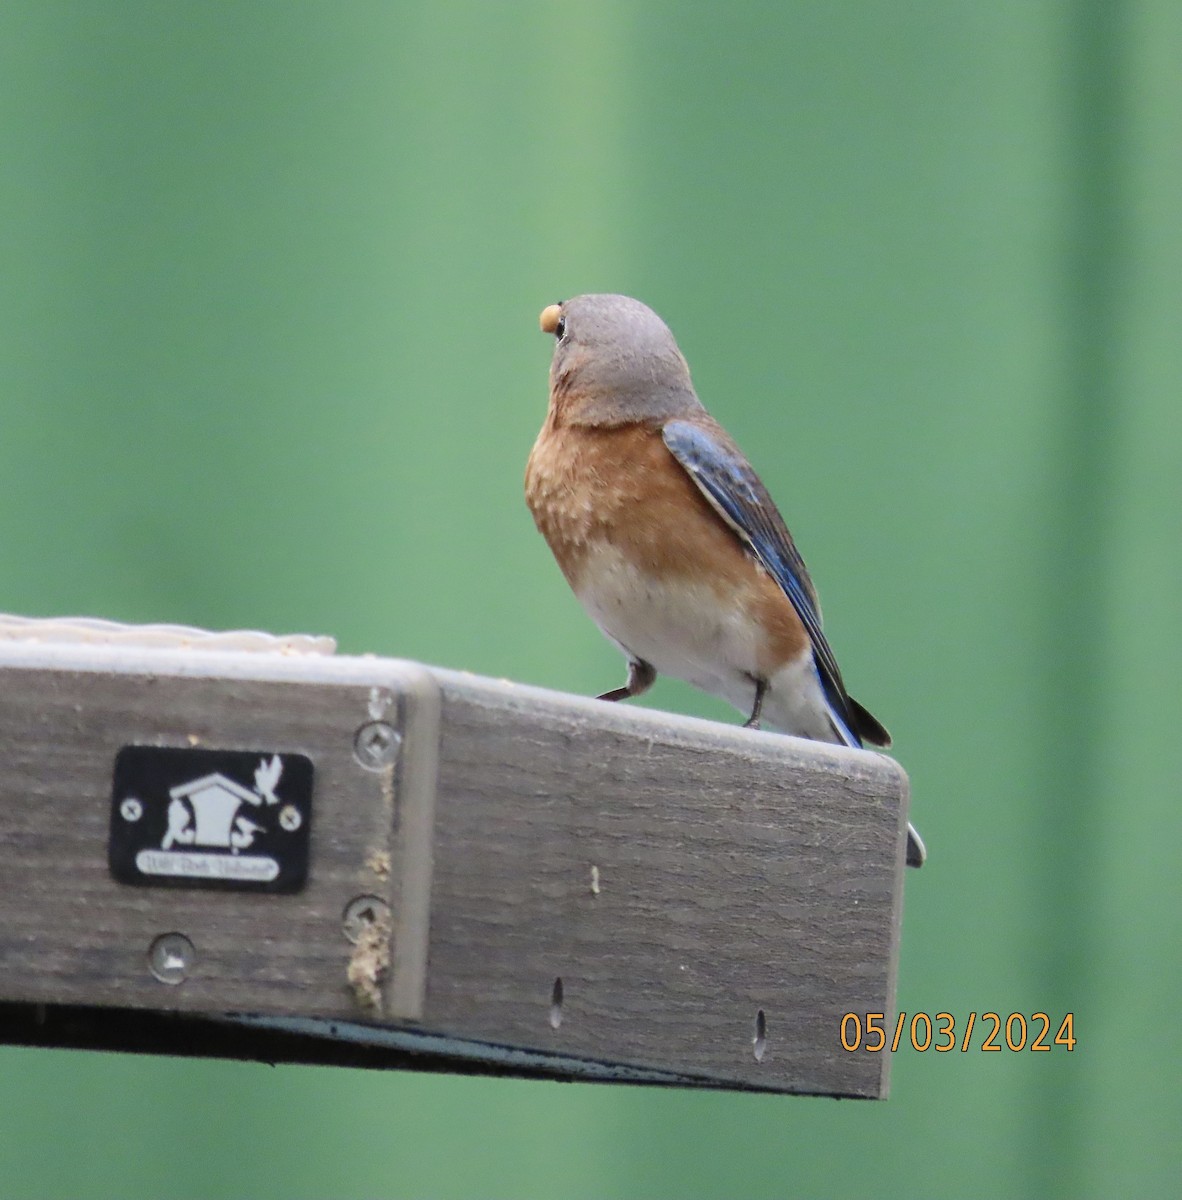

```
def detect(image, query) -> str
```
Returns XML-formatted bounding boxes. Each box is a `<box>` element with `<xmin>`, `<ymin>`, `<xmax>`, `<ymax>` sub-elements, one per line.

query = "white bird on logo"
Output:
<box><xmin>254</xmin><ymin>755</ymin><xmax>283</xmax><ymax>805</ymax></box>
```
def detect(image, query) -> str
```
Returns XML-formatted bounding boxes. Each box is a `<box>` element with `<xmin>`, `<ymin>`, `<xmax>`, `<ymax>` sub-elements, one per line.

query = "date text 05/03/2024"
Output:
<box><xmin>840</xmin><ymin>1012</ymin><xmax>1076</xmax><ymax>1053</ymax></box>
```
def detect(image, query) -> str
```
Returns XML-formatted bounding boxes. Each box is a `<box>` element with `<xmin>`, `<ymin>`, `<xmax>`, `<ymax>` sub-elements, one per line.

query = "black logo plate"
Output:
<box><xmin>109</xmin><ymin>746</ymin><xmax>314</xmax><ymax>893</ymax></box>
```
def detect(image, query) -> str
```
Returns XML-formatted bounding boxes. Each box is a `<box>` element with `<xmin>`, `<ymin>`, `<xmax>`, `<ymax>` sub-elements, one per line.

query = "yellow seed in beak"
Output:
<box><xmin>539</xmin><ymin>303</ymin><xmax>562</xmax><ymax>334</ymax></box>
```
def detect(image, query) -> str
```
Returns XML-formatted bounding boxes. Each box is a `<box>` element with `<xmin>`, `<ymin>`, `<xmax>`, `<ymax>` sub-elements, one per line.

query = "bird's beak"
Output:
<box><xmin>539</xmin><ymin>303</ymin><xmax>562</xmax><ymax>334</ymax></box>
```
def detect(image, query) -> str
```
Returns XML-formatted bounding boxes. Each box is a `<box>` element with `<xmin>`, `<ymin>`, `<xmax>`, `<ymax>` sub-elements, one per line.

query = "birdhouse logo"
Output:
<box><xmin>109</xmin><ymin>746</ymin><xmax>314</xmax><ymax>893</ymax></box>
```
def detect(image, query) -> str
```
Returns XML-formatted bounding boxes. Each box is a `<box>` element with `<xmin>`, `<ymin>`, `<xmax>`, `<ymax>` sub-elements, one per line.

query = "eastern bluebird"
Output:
<box><xmin>525</xmin><ymin>293</ymin><xmax>925</xmax><ymax>868</ymax></box>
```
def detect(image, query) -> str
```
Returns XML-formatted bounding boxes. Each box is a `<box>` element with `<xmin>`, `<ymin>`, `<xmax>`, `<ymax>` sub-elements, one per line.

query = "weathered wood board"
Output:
<box><xmin>0</xmin><ymin>641</ymin><xmax>911</xmax><ymax>1096</ymax></box>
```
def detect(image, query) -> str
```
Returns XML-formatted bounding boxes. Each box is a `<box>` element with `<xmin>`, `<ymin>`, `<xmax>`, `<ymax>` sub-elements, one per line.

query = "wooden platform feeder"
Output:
<box><xmin>0</xmin><ymin>621</ymin><xmax>911</xmax><ymax>1097</ymax></box>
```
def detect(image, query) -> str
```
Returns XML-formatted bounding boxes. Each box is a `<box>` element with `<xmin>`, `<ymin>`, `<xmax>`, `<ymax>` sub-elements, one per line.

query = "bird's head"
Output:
<box><xmin>539</xmin><ymin>294</ymin><xmax>702</xmax><ymax>427</ymax></box>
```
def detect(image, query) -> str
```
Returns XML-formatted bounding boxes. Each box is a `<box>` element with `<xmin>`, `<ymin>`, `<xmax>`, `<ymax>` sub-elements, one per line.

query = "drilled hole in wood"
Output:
<box><xmin>549</xmin><ymin>977</ymin><xmax>564</xmax><ymax>1030</ymax></box>
<box><xmin>753</xmin><ymin>1009</ymin><xmax>767</xmax><ymax>1062</ymax></box>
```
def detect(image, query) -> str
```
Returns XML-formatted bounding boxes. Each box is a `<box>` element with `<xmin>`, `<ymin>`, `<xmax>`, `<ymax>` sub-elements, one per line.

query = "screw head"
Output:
<box><xmin>342</xmin><ymin>895</ymin><xmax>391</xmax><ymax>943</ymax></box>
<box><xmin>120</xmin><ymin>798</ymin><xmax>143</xmax><ymax>822</ymax></box>
<box><xmin>148</xmin><ymin>933</ymin><xmax>195</xmax><ymax>985</ymax></box>
<box><xmin>353</xmin><ymin>721</ymin><xmax>401</xmax><ymax>770</ymax></box>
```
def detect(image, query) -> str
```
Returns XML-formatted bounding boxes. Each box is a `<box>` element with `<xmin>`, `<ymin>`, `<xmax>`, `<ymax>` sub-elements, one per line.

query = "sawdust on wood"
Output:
<box><xmin>346</xmin><ymin>908</ymin><xmax>391</xmax><ymax>1015</ymax></box>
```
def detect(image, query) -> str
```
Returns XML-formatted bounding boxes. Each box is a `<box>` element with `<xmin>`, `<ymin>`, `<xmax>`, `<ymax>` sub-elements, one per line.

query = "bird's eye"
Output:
<box><xmin>555</xmin><ymin>316</ymin><xmax>567</xmax><ymax>339</ymax></box>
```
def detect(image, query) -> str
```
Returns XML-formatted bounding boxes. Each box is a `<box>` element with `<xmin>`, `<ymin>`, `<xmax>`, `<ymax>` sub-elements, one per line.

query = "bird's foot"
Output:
<box><xmin>597</xmin><ymin>658</ymin><xmax>656</xmax><ymax>703</ymax></box>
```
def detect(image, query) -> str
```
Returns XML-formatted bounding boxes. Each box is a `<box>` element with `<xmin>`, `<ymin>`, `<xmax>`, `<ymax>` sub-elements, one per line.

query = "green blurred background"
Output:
<box><xmin>0</xmin><ymin>2</ymin><xmax>1177</xmax><ymax>1197</ymax></box>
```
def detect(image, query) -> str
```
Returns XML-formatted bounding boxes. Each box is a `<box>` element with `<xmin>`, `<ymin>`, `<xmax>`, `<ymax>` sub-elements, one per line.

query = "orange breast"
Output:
<box><xmin>524</xmin><ymin>418</ymin><xmax>808</xmax><ymax>675</ymax></box>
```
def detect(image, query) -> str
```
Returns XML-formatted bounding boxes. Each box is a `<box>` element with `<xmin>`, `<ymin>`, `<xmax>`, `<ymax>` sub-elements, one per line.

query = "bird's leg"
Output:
<box><xmin>597</xmin><ymin>658</ymin><xmax>656</xmax><ymax>703</ymax></box>
<box><xmin>743</xmin><ymin>677</ymin><xmax>768</xmax><ymax>729</ymax></box>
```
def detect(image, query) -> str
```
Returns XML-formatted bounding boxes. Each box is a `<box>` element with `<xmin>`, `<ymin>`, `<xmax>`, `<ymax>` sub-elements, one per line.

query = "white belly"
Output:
<box><xmin>575</xmin><ymin>543</ymin><xmax>840</xmax><ymax>741</ymax></box>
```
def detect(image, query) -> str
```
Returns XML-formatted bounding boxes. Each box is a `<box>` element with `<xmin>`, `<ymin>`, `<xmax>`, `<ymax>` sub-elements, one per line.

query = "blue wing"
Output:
<box><xmin>662</xmin><ymin>418</ymin><xmax>887</xmax><ymax>748</ymax></box>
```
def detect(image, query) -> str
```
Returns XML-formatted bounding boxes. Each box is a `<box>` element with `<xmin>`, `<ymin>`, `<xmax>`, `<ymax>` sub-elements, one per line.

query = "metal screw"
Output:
<box><xmin>278</xmin><ymin>804</ymin><xmax>302</xmax><ymax>832</ymax></box>
<box><xmin>120</xmin><ymin>797</ymin><xmax>143</xmax><ymax>822</ymax></box>
<box><xmin>148</xmin><ymin>933</ymin><xmax>195</xmax><ymax>985</ymax></box>
<box><xmin>353</xmin><ymin>721</ymin><xmax>401</xmax><ymax>770</ymax></box>
<box><xmin>342</xmin><ymin>894</ymin><xmax>391</xmax><ymax>943</ymax></box>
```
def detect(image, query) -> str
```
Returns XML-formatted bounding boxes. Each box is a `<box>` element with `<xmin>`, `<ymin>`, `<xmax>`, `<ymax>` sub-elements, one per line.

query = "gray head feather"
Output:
<box><xmin>548</xmin><ymin>294</ymin><xmax>705</xmax><ymax>426</ymax></box>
